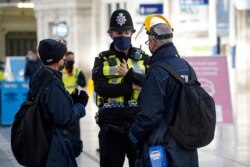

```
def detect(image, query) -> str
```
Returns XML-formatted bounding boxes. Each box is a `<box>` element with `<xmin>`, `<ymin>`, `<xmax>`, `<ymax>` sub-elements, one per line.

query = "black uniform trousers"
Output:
<box><xmin>99</xmin><ymin>126</ymin><xmax>136</xmax><ymax>167</ymax></box>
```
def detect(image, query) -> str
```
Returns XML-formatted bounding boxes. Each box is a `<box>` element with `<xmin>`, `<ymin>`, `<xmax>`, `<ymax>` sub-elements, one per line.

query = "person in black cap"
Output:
<box><xmin>29</xmin><ymin>39</ymin><xmax>89</xmax><ymax>167</ymax></box>
<box><xmin>92</xmin><ymin>9</ymin><xmax>150</xmax><ymax>167</ymax></box>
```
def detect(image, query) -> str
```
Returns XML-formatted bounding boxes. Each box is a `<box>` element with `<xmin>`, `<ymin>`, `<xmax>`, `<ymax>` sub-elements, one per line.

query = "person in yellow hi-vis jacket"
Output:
<box><xmin>0</xmin><ymin>70</ymin><xmax>5</xmax><ymax>81</ymax></box>
<box><xmin>62</xmin><ymin>51</ymin><xmax>86</xmax><ymax>94</ymax></box>
<box><xmin>0</xmin><ymin>58</ymin><xmax>5</xmax><ymax>81</ymax></box>
<box><xmin>62</xmin><ymin>51</ymin><xmax>87</xmax><ymax>138</ymax></box>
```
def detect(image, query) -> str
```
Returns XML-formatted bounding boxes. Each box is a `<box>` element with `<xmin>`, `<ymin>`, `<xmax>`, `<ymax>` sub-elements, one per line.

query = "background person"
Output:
<box><xmin>0</xmin><ymin>57</ymin><xmax>5</xmax><ymax>81</ymax></box>
<box><xmin>24</xmin><ymin>50</ymin><xmax>41</xmax><ymax>80</ymax></box>
<box><xmin>92</xmin><ymin>9</ymin><xmax>150</xmax><ymax>167</ymax></box>
<box><xmin>62</xmin><ymin>51</ymin><xmax>87</xmax><ymax>138</ymax></box>
<box><xmin>62</xmin><ymin>51</ymin><xmax>86</xmax><ymax>94</ymax></box>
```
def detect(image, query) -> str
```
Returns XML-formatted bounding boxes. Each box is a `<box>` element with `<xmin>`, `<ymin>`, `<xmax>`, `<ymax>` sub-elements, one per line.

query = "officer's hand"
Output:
<box><xmin>117</xmin><ymin>59</ymin><xmax>128</xmax><ymax>76</ymax></box>
<box><xmin>71</xmin><ymin>88</ymin><xmax>89</xmax><ymax>106</ymax></box>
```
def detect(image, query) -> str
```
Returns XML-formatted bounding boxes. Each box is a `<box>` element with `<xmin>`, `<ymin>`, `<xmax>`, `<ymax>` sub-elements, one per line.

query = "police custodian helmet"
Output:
<box><xmin>108</xmin><ymin>9</ymin><xmax>136</xmax><ymax>33</ymax></box>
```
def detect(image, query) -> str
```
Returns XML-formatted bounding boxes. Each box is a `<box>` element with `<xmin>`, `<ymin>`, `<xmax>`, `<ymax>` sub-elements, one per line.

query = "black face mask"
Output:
<box><xmin>58</xmin><ymin>59</ymin><xmax>67</xmax><ymax>71</ymax></box>
<box><xmin>65</xmin><ymin>60</ymin><xmax>74</xmax><ymax>73</ymax></box>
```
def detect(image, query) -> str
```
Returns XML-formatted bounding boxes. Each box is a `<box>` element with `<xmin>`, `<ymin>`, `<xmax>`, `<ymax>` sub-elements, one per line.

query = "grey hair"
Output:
<box><xmin>149</xmin><ymin>23</ymin><xmax>173</xmax><ymax>45</ymax></box>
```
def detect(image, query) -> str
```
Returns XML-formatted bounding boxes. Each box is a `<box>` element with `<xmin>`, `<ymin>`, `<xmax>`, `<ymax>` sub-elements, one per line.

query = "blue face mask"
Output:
<box><xmin>113</xmin><ymin>36</ymin><xmax>131</xmax><ymax>50</ymax></box>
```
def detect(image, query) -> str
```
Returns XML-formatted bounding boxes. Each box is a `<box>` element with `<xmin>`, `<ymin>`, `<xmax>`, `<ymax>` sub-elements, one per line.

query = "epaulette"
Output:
<box><xmin>98</xmin><ymin>50</ymin><xmax>115</xmax><ymax>59</ymax></box>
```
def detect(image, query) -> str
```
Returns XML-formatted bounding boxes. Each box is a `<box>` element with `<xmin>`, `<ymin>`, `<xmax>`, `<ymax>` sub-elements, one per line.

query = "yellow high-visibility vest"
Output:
<box><xmin>0</xmin><ymin>71</ymin><xmax>5</xmax><ymax>81</ymax></box>
<box><xmin>62</xmin><ymin>67</ymin><xmax>81</xmax><ymax>93</ymax></box>
<box><xmin>96</xmin><ymin>53</ymin><xmax>146</xmax><ymax>107</ymax></box>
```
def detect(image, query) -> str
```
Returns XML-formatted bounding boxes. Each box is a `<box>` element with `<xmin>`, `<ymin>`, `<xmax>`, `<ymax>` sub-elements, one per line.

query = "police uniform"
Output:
<box><xmin>92</xmin><ymin>9</ymin><xmax>150</xmax><ymax>167</ymax></box>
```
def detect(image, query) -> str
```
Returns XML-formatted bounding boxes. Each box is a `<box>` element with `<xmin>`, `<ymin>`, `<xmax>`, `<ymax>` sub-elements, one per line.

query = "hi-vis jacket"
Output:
<box><xmin>62</xmin><ymin>67</ymin><xmax>86</xmax><ymax>94</ymax></box>
<box><xmin>62</xmin><ymin>67</ymin><xmax>81</xmax><ymax>93</ymax></box>
<box><xmin>0</xmin><ymin>70</ymin><xmax>5</xmax><ymax>81</ymax></box>
<box><xmin>92</xmin><ymin>43</ymin><xmax>150</xmax><ymax>122</ymax></box>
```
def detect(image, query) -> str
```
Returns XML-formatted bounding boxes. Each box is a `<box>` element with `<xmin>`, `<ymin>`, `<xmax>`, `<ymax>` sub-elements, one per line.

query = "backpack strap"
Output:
<box><xmin>151</xmin><ymin>61</ymin><xmax>197</xmax><ymax>83</ymax></box>
<box><xmin>34</xmin><ymin>76</ymin><xmax>56</xmax><ymax>102</ymax></box>
<box><xmin>151</xmin><ymin>61</ymin><xmax>185</xmax><ymax>84</ymax></box>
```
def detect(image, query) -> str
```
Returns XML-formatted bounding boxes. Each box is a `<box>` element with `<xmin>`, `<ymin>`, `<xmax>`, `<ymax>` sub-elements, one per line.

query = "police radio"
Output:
<box><xmin>149</xmin><ymin>145</ymin><xmax>167</xmax><ymax>167</ymax></box>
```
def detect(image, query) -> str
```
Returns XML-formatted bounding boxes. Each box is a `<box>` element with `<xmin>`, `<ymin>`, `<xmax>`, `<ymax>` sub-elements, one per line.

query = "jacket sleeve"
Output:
<box><xmin>129</xmin><ymin>67</ymin><xmax>168</xmax><ymax>144</ymax></box>
<box><xmin>41</xmin><ymin>80</ymin><xmax>85</xmax><ymax>128</ymax></box>
<box><xmin>92</xmin><ymin>56</ymin><xmax>133</xmax><ymax>97</ymax></box>
<box><xmin>77</xmin><ymin>70</ymin><xmax>86</xmax><ymax>87</ymax></box>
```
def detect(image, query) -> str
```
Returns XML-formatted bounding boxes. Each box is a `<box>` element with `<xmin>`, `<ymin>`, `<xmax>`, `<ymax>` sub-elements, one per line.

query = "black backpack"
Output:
<box><xmin>152</xmin><ymin>61</ymin><xmax>216</xmax><ymax>149</ymax></box>
<box><xmin>11</xmin><ymin>76</ymin><xmax>54</xmax><ymax>167</ymax></box>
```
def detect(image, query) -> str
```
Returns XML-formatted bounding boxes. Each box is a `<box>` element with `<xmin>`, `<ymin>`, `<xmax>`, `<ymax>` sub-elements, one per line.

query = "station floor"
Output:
<box><xmin>0</xmin><ymin>69</ymin><xmax>250</xmax><ymax>167</ymax></box>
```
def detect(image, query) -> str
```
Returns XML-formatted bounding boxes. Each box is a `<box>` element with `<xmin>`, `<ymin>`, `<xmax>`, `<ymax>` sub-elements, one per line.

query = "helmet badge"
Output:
<box><xmin>116</xmin><ymin>13</ymin><xmax>127</xmax><ymax>27</ymax></box>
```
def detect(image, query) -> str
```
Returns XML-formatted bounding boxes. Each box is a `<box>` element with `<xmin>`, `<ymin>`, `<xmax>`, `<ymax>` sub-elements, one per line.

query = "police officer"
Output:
<box><xmin>92</xmin><ymin>9</ymin><xmax>150</xmax><ymax>167</ymax></box>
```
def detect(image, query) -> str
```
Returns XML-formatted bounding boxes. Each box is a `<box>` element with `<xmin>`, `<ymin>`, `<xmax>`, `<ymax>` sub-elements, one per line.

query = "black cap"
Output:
<box><xmin>38</xmin><ymin>39</ymin><xmax>67</xmax><ymax>65</ymax></box>
<box><xmin>108</xmin><ymin>9</ymin><xmax>136</xmax><ymax>33</ymax></box>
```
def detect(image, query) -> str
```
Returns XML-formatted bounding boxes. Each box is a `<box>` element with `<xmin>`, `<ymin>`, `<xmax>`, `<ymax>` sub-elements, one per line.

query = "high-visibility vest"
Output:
<box><xmin>96</xmin><ymin>52</ymin><xmax>146</xmax><ymax>108</ymax></box>
<box><xmin>62</xmin><ymin>67</ymin><xmax>81</xmax><ymax>93</ymax></box>
<box><xmin>0</xmin><ymin>71</ymin><xmax>5</xmax><ymax>81</ymax></box>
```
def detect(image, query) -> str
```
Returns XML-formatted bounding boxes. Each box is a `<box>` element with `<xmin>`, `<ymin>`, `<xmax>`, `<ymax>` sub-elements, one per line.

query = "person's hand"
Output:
<box><xmin>116</xmin><ymin>59</ymin><xmax>129</xmax><ymax>76</ymax></box>
<box><xmin>132</xmin><ymin>84</ymin><xmax>141</xmax><ymax>91</ymax></box>
<box><xmin>70</xmin><ymin>88</ymin><xmax>89</xmax><ymax>106</ymax></box>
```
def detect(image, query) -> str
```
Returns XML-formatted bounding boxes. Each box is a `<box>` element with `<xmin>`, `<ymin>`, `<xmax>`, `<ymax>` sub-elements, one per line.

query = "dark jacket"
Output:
<box><xmin>129</xmin><ymin>43</ymin><xmax>199</xmax><ymax>167</ymax></box>
<box><xmin>28</xmin><ymin>66</ymin><xmax>85</xmax><ymax>167</ymax></box>
<box><xmin>92</xmin><ymin>43</ymin><xmax>150</xmax><ymax>124</ymax></box>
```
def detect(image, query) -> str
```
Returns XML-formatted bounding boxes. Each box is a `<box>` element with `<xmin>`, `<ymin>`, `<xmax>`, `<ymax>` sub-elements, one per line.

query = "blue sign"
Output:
<box><xmin>139</xmin><ymin>4</ymin><xmax>163</xmax><ymax>15</ymax></box>
<box><xmin>0</xmin><ymin>81</ymin><xmax>29</xmax><ymax>125</ymax></box>
<box><xmin>180</xmin><ymin>0</ymin><xmax>209</xmax><ymax>6</ymax></box>
<box><xmin>10</xmin><ymin>57</ymin><xmax>26</xmax><ymax>81</ymax></box>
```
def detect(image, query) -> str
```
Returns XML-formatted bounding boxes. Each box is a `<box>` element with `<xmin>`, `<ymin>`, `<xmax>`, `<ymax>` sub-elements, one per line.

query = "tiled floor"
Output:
<box><xmin>1</xmin><ymin>69</ymin><xmax>250</xmax><ymax>167</ymax></box>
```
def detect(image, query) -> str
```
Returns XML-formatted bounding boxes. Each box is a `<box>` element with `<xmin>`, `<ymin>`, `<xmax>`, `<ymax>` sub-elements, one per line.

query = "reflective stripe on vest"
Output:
<box><xmin>62</xmin><ymin>67</ymin><xmax>80</xmax><ymax>93</ymax></box>
<box><xmin>96</xmin><ymin>55</ymin><xmax>146</xmax><ymax>107</ymax></box>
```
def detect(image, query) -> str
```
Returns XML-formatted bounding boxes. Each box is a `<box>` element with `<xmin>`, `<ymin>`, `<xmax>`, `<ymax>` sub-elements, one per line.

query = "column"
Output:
<box><xmin>208</xmin><ymin>0</ymin><xmax>218</xmax><ymax>55</ymax></box>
